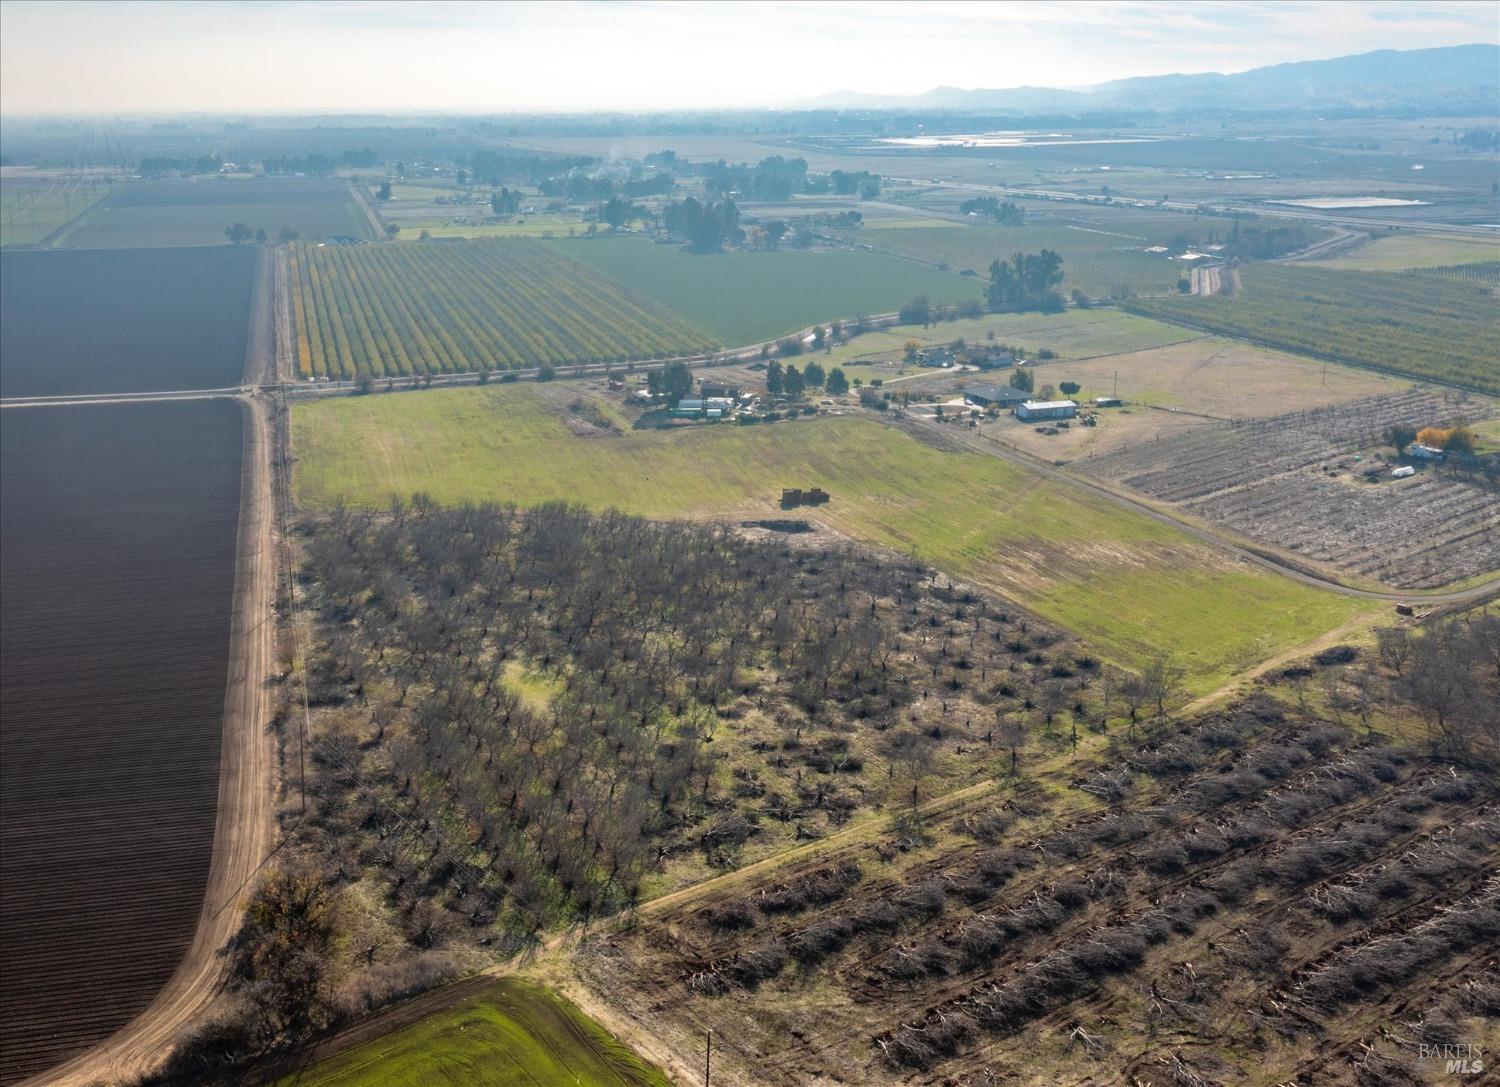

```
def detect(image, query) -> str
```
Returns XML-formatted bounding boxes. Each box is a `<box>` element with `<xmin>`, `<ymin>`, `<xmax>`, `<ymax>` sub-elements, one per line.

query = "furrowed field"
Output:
<box><xmin>551</xmin><ymin>236</ymin><xmax>981</xmax><ymax>345</ymax></box>
<box><xmin>0</xmin><ymin>401</ymin><xmax>244</xmax><ymax>1084</ymax></box>
<box><xmin>1128</xmin><ymin>264</ymin><xmax>1500</xmax><ymax>395</ymax></box>
<box><xmin>61</xmin><ymin>178</ymin><xmax>372</xmax><ymax>248</ymax></box>
<box><xmin>0</xmin><ymin>246</ymin><xmax>256</xmax><ymax>397</ymax></box>
<box><xmin>272</xmin><ymin>979</ymin><xmax>669</xmax><ymax>1087</ymax></box>
<box><xmin>292</xmin><ymin>384</ymin><xmax>1368</xmax><ymax>692</ymax></box>
<box><xmin>289</xmin><ymin>238</ymin><xmax>719</xmax><ymax>377</ymax></box>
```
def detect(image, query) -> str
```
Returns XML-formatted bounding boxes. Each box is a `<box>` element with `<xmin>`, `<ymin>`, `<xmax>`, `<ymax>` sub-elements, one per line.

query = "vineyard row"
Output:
<box><xmin>288</xmin><ymin>238</ymin><xmax>720</xmax><ymax>378</ymax></box>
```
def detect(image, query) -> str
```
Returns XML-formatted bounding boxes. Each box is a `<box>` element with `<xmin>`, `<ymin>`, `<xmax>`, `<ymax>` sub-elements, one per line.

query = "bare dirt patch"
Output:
<box><xmin>954</xmin><ymin>338</ymin><xmax>1412</xmax><ymax>465</ymax></box>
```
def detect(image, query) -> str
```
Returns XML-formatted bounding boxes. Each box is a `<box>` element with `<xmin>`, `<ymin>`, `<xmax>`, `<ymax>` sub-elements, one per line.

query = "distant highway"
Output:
<box><xmin>888</xmin><ymin>177</ymin><xmax>1500</xmax><ymax>238</ymax></box>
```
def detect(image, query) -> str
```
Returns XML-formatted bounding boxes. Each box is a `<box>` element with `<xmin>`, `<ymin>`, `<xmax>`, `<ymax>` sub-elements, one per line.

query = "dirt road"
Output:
<box><xmin>28</xmin><ymin>395</ymin><xmax>280</xmax><ymax>1087</ymax></box>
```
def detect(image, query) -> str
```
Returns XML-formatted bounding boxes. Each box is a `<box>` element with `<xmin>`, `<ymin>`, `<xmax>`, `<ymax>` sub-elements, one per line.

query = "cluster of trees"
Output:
<box><xmin>662</xmin><ymin>196</ymin><xmax>742</xmax><ymax>251</ymax></box>
<box><xmin>1409</xmin><ymin>424</ymin><xmax>1477</xmax><ymax>455</ymax></box>
<box><xmin>226</xmin><ymin>223</ymin><xmax>299</xmax><ymax>245</ymax></box>
<box><xmin>598</xmin><ymin>196</ymin><xmax>644</xmax><ymax>228</ymax></box>
<box><xmin>468</xmin><ymin>149</ymin><xmax>592</xmax><ymax>187</ymax></box>
<box><xmin>646</xmin><ymin>360</ymin><xmax>694</xmax><ymax>405</ymax></box>
<box><xmin>139</xmin><ymin>154</ymin><xmax>223</xmax><ymax>176</ymax></box>
<box><xmin>539</xmin><ymin>171</ymin><xmax>674</xmax><ymax>201</ymax></box>
<box><xmin>489</xmin><ymin>187</ymin><xmax>523</xmax><ymax>216</ymax></box>
<box><xmin>764</xmin><ymin>359</ymin><xmax>849</xmax><ymax>398</ymax></box>
<box><xmin>264</xmin><ymin>150</ymin><xmax>376</xmax><ymax>175</ymax></box>
<box><xmin>1374</xmin><ymin>613</ymin><xmax>1499</xmax><ymax>763</ymax></box>
<box><xmin>673</xmin><ymin>156</ymin><xmax>879</xmax><ymax>201</ymax></box>
<box><xmin>290</xmin><ymin>502</ymin><xmax>940</xmax><ymax>950</ymax></box>
<box><xmin>959</xmin><ymin>197</ymin><xmax>1025</xmax><ymax>225</ymax></box>
<box><xmin>898</xmin><ymin>294</ymin><xmax>986</xmax><ymax>326</ymax></box>
<box><xmin>987</xmin><ymin>250</ymin><xmax>1065</xmax><ymax>313</ymax></box>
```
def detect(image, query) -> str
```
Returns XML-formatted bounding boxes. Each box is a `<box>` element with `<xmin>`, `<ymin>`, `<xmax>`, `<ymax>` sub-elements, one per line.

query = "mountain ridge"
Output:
<box><xmin>802</xmin><ymin>43</ymin><xmax>1499</xmax><ymax>113</ymax></box>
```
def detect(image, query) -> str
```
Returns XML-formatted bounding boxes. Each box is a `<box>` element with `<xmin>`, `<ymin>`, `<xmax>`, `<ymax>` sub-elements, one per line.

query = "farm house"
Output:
<box><xmin>965</xmin><ymin>384</ymin><xmax>1029</xmax><ymax>409</ymax></box>
<box><xmin>1016</xmin><ymin>399</ymin><xmax>1079</xmax><ymax>421</ymax></box>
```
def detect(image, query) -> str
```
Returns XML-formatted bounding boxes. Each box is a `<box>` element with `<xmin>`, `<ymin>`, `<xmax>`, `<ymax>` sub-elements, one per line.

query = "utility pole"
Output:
<box><xmin>704</xmin><ymin>1029</ymin><xmax>712</xmax><ymax>1087</ymax></box>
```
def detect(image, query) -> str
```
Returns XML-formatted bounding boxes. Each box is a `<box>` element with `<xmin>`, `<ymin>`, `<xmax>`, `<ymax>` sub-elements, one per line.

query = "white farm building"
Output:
<box><xmin>1016</xmin><ymin>399</ymin><xmax>1078</xmax><ymax>422</ymax></box>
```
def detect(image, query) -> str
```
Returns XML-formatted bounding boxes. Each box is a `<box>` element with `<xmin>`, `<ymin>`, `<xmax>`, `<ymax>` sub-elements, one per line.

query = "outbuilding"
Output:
<box><xmin>964</xmin><ymin>384</ymin><xmax>1029</xmax><ymax>409</ymax></box>
<box><xmin>1016</xmin><ymin>399</ymin><xmax>1079</xmax><ymax>422</ymax></box>
<box><xmin>1094</xmin><ymin>396</ymin><xmax>1123</xmax><ymax>408</ymax></box>
<box><xmin>1390</xmin><ymin>465</ymin><xmax>1416</xmax><ymax>479</ymax></box>
<box><xmin>1404</xmin><ymin>443</ymin><xmax>1446</xmax><ymax>462</ymax></box>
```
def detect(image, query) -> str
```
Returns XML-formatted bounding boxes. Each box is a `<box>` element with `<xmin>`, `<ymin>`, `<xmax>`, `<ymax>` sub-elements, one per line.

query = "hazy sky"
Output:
<box><xmin>2</xmin><ymin>0</ymin><xmax>1496</xmax><ymax>114</ymax></box>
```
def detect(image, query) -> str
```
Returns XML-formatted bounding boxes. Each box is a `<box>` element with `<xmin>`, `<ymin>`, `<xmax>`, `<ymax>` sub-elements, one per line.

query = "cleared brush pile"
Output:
<box><xmin>581</xmin><ymin>694</ymin><xmax>1499</xmax><ymax>1086</ymax></box>
<box><xmin>288</xmin><ymin>238</ymin><xmax>719</xmax><ymax>378</ymax></box>
<box><xmin>1080</xmin><ymin>390</ymin><xmax>1500</xmax><ymax>588</ymax></box>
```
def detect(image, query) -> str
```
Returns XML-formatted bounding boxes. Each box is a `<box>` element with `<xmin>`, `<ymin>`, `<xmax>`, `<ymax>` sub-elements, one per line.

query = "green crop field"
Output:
<box><xmin>843</xmin><ymin>222</ymin><xmax>1190</xmax><ymax>297</ymax></box>
<box><xmin>821</xmin><ymin>308</ymin><xmax>1197</xmax><ymax>372</ymax></box>
<box><xmin>288</xmin><ymin>238</ymin><xmax>719</xmax><ymax>377</ymax></box>
<box><xmin>60</xmin><ymin>179</ymin><xmax>372</xmax><ymax>248</ymax></box>
<box><xmin>1127</xmin><ymin>264</ymin><xmax>1500</xmax><ymax>396</ymax></box>
<box><xmin>1308</xmin><ymin>232</ymin><xmax>1500</xmax><ymax>271</ymax></box>
<box><xmin>274</xmin><ymin>979</ymin><xmax>668</xmax><ymax>1087</ymax></box>
<box><xmin>1407</xmin><ymin>261</ymin><xmax>1500</xmax><ymax>286</ymax></box>
<box><xmin>550</xmin><ymin>236</ymin><xmax>982</xmax><ymax>345</ymax></box>
<box><xmin>0</xmin><ymin>174</ymin><xmax>113</xmax><ymax>247</ymax></box>
<box><xmin>293</xmin><ymin>384</ymin><xmax>1368</xmax><ymax>693</ymax></box>
<box><xmin>833</xmin><ymin>212</ymin><xmax>1314</xmax><ymax>299</ymax></box>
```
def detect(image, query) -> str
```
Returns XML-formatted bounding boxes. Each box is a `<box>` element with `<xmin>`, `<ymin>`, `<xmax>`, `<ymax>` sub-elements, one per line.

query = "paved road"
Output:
<box><xmin>0</xmin><ymin>386</ymin><xmax>249</xmax><ymax>408</ymax></box>
<box><xmin>899</xmin><ymin>411</ymin><xmax>1500</xmax><ymax>606</ymax></box>
<box><xmin>888</xmin><ymin>177</ymin><xmax>1500</xmax><ymax>238</ymax></box>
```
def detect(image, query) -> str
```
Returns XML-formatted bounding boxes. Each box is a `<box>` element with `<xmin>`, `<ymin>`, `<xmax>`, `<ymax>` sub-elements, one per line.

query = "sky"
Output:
<box><xmin>1</xmin><ymin>0</ymin><xmax>1496</xmax><ymax>114</ymax></box>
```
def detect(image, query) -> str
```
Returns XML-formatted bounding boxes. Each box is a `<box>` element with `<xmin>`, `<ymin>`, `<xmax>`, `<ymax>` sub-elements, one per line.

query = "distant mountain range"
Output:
<box><xmin>803</xmin><ymin>44</ymin><xmax>1500</xmax><ymax>114</ymax></box>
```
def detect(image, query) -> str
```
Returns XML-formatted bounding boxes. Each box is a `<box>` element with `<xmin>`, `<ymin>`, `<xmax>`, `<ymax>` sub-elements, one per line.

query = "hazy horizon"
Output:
<box><xmin>2</xmin><ymin>0</ymin><xmax>1497</xmax><ymax>116</ymax></box>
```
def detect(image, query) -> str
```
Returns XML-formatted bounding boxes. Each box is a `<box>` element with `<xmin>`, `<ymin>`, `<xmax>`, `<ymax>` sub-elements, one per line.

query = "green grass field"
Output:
<box><xmin>1128</xmin><ymin>263</ymin><xmax>1500</xmax><ymax>396</ymax></box>
<box><xmin>61</xmin><ymin>179</ymin><xmax>373</xmax><ymax>248</ymax></box>
<box><xmin>550</xmin><ymin>236</ymin><xmax>982</xmax><ymax>345</ymax></box>
<box><xmin>844</xmin><ymin>221</ymin><xmax>1191</xmax><ymax>297</ymax></box>
<box><xmin>293</xmin><ymin>384</ymin><xmax>1368</xmax><ymax>693</ymax></box>
<box><xmin>274</xmin><ymin>979</ymin><xmax>668</xmax><ymax>1087</ymax></box>
<box><xmin>821</xmin><ymin>308</ymin><xmax>1196</xmax><ymax>372</ymax></box>
<box><xmin>1307</xmin><ymin>232</ymin><xmax>1500</xmax><ymax>271</ymax></box>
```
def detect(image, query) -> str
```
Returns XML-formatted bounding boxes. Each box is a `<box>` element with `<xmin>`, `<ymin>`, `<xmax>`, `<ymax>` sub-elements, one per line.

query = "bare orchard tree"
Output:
<box><xmin>1140</xmin><ymin>652</ymin><xmax>1187</xmax><ymax>722</ymax></box>
<box><xmin>1376</xmin><ymin>626</ymin><xmax>1413</xmax><ymax>677</ymax></box>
